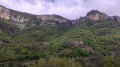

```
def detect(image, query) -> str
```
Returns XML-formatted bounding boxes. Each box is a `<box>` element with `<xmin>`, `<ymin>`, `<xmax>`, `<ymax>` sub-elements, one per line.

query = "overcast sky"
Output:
<box><xmin>0</xmin><ymin>0</ymin><xmax>119</xmax><ymax>19</ymax></box>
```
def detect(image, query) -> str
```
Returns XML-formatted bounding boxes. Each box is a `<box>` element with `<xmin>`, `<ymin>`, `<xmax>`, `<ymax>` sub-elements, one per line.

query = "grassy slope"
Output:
<box><xmin>0</xmin><ymin>19</ymin><xmax>120</xmax><ymax>67</ymax></box>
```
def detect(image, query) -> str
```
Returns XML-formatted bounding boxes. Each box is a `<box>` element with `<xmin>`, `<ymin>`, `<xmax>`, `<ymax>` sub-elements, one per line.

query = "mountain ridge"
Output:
<box><xmin>0</xmin><ymin>5</ymin><xmax>120</xmax><ymax>67</ymax></box>
<box><xmin>0</xmin><ymin>5</ymin><xmax>72</xmax><ymax>30</ymax></box>
<box><xmin>0</xmin><ymin>5</ymin><xmax>120</xmax><ymax>35</ymax></box>
<box><xmin>0</xmin><ymin>5</ymin><xmax>70</xmax><ymax>23</ymax></box>
<box><xmin>0</xmin><ymin>5</ymin><xmax>120</xmax><ymax>24</ymax></box>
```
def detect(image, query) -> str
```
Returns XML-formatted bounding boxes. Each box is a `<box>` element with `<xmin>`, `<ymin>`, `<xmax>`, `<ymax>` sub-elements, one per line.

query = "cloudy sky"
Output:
<box><xmin>0</xmin><ymin>0</ymin><xmax>119</xmax><ymax>19</ymax></box>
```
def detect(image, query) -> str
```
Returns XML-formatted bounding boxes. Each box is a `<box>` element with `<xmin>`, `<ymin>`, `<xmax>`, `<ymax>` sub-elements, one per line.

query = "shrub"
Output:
<box><xmin>32</xmin><ymin>57</ymin><xmax>82</xmax><ymax>67</ymax></box>
<box><xmin>58</xmin><ymin>47</ymin><xmax>93</xmax><ymax>57</ymax></box>
<box><xmin>29</xmin><ymin>52</ymin><xmax>46</xmax><ymax>60</ymax></box>
<box><xmin>104</xmin><ymin>57</ymin><xmax>115</xmax><ymax>67</ymax></box>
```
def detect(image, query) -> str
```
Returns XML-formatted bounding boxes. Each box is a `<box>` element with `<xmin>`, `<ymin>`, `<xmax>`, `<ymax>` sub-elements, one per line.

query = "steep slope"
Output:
<box><xmin>0</xmin><ymin>5</ymin><xmax>73</xmax><ymax>38</ymax></box>
<box><xmin>75</xmin><ymin>10</ymin><xmax>120</xmax><ymax>27</ymax></box>
<box><xmin>0</xmin><ymin>5</ymin><xmax>72</xmax><ymax>29</ymax></box>
<box><xmin>2</xmin><ymin>19</ymin><xmax>119</xmax><ymax>67</ymax></box>
<box><xmin>0</xmin><ymin>5</ymin><xmax>120</xmax><ymax>67</ymax></box>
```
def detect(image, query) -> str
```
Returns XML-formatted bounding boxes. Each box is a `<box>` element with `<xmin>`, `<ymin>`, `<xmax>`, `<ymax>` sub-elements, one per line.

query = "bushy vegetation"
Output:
<box><xmin>104</xmin><ymin>57</ymin><xmax>120</xmax><ymax>67</ymax></box>
<box><xmin>32</xmin><ymin>57</ymin><xmax>82</xmax><ymax>67</ymax></box>
<box><xmin>58</xmin><ymin>47</ymin><xmax>92</xmax><ymax>57</ymax></box>
<box><xmin>0</xmin><ymin>29</ymin><xmax>11</xmax><ymax>41</ymax></box>
<box><xmin>0</xmin><ymin>18</ymin><xmax>120</xmax><ymax>67</ymax></box>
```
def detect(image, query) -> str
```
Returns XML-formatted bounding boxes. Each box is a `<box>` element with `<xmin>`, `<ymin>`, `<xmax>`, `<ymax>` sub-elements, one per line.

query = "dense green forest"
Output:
<box><xmin>0</xmin><ymin>17</ymin><xmax>120</xmax><ymax>67</ymax></box>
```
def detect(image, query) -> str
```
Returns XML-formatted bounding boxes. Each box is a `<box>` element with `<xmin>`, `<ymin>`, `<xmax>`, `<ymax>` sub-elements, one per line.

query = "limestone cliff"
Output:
<box><xmin>0</xmin><ymin>5</ymin><xmax>10</xmax><ymax>20</ymax></box>
<box><xmin>0</xmin><ymin>5</ymin><xmax>70</xmax><ymax>24</ymax></box>
<box><xmin>0</xmin><ymin>5</ymin><xmax>35</xmax><ymax>23</ymax></box>
<box><xmin>0</xmin><ymin>5</ymin><xmax>120</xmax><ymax>29</ymax></box>
<box><xmin>37</xmin><ymin>15</ymin><xmax>69</xmax><ymax>23</ymax></box>
<box><xmin>0</xmin><ymin>5</ymin><xmax>72</xmax><ymax>29</ymax></box>
<box><xmin>86</xmin><ymin>10</ymin><xmax>109</xmax><ymax>21</ymax></box>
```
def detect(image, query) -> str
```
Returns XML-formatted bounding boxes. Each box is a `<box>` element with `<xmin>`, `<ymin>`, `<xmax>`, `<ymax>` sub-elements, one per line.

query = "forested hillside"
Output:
<box><xmin>0</xmin><ymin>5</ymin><xmax>120</xmax><ymax>67</ymax></box>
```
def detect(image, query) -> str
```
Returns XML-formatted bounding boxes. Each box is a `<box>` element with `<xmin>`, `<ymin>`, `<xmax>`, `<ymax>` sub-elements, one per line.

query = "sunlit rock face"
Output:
<box><xmin>0</xmin><ymin>5</ymin><xmax>120</xmax><ymax>30</ymax></box>
<box><xmin>0</xmin><ymin>6</ymin><xmax>10</xmax><ymax>20</ymax></box>
<box><xmin>0</xmin><ymin>5</ymin><xmax>70</xmax><ymax>24</ymax></box>
<box><xmin>36</xmin><ymin>15</ymin><xmax>69</xmax><ymax>23</ymax></box>
<box><xmin>86</xmin><ymin>10</ymin><xmax>109</xmax><ymax>21</ymax></box>
<box><xmin>0</xmin><ymin>5</ymin><xmax>33</xmax><ymax>22</ymax></box>
<box><xmin>0</xmin><ymin>5</ymin><xmax>72</xmax><ymax>29</ymax></box>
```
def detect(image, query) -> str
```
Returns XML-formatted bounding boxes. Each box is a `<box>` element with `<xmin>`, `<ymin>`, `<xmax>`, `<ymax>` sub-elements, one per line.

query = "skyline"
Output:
<box><xmin>0</xmin><ymin>0</ymin><xmax>120</xmax><ymax>19</ymax></box>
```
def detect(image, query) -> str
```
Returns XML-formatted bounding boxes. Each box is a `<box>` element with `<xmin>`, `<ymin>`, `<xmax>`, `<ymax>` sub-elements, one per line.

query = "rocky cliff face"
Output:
<box><xmin>10</xmin><ymin>10</ymin><xmax>34</xmax><ymax>23</ymax></box>
<box><xmin>0</xmin><ymin>5</ymin><xmax>10</xmax><ymax>20</ymax></box>
<box><xmin>76</xmin><ymin>10</ymin><xmax>120</xmax><ymax>23</ymax></box>
<box><xmin>37</xmin><ymin>15</ymin><xmax>69</xmax><ymax>23</ymax></box>
<box><xmin>85</xmin><ymin>10</ymin><xmax>109</xmax><ymax>21</ymax></box>
<box><xmin>109</xmin><ymin>16</ymin><xmax>120</xmax><ymax>22</ymax></box>
<box><xmin>73</xmin><ymin>10</ymin><xmax>120</xmax><ymax>27</ymax></box>
<box><xmin>0</xmin><ymin>5</ymin><xmax>35</xmax><ymax>23</ymax></box>
<box><xmin>0</xmin><ymin>5</ymin><xmax>70</xmax><ymax>24</ymax></box>
<box><xmin>0</xmin><ymin>5</ymin><xmax>73</xmax><ymax>30</ymax></box>
<box><xmin>0</xmin><ymin>5</ymin><xmax>120</xmax><ymax>29</ymax></box>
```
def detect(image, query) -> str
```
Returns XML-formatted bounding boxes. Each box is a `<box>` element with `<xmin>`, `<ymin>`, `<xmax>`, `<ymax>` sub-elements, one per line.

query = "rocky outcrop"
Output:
<box><xmin>109</xmin><ymin>16</ymin><xmax>120</xmax><ymax>22</ymax></box>
<box><xmin>37</xmin><ymin>15</ymin><xmax>69</xmax><ymax>23</ymax></box>
<box><xmin>0</xmin><ymin>5</ymin><xmax>70</xmax><ymax>24</ymax></box>
<box><xmin>0</xmin><ymin>5</ymin><xmax>72</xmax><ymax>29</ymax></box>
<box><xmin>0</xmin><ymin>6</ymin><xmax>10</xmax><ymax>20</ymax></box>
<box><xmin>1</xmin><ymin>5</ymin><xmax>120</xmax><ymax>29</ymax></box>
<box><xmin>74</xmin><ymin>10</ymin><xmax>120</xmax><ymax>27</ymax></box>
<box><xmin>0</xmin><ymin>5</ymin><xmax>34</xmax><ymax>23</ymax></box>
<box><xmin>86</xmin><ymin>10</ymin><xmax>109</xmax><ymax>21</ymax></box>
<box><xmin>10</xmin><ymin>11</ymin><xmax>32</xmax><ymax>23</ymax></box>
